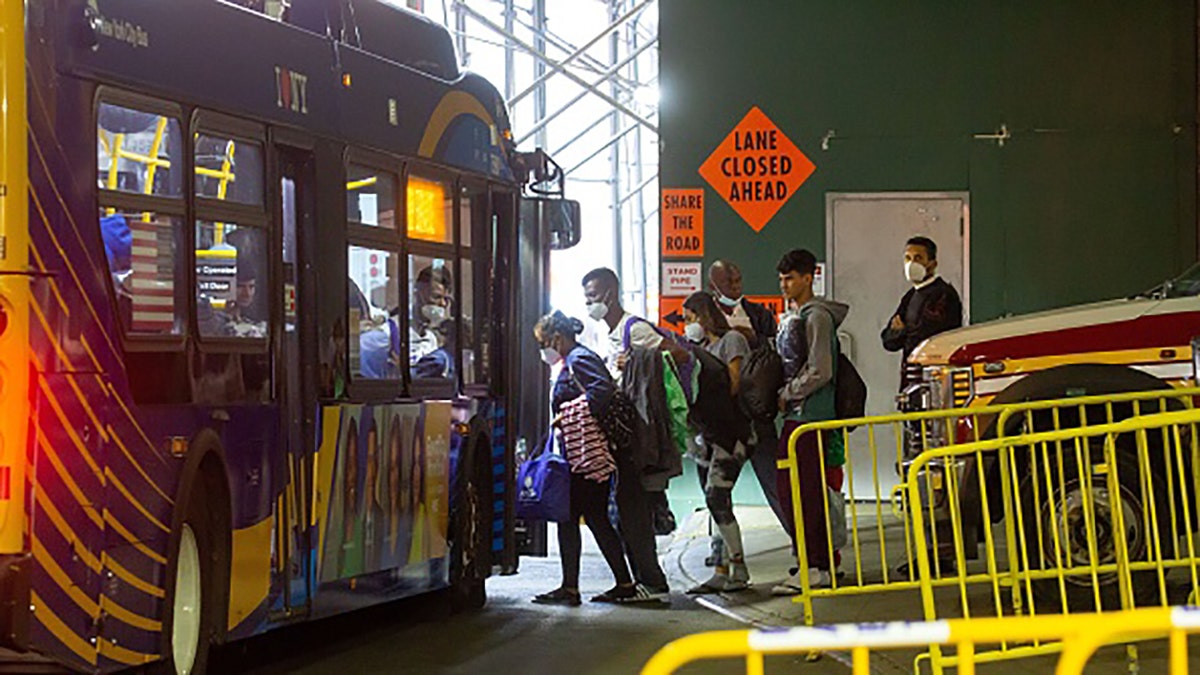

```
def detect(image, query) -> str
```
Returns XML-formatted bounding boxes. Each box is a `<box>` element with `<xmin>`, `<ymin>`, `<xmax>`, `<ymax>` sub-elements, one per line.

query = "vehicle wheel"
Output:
<box><xmin>155</xmin><ymin>486</ymin><xmax>216</xmax><ymax>675</ymax></box>
<box><xmin>1018</xmin><ymin>439</ymin><xmax>1173</xmax><ymax>611</ymax></box>
<box><xmin>449</xmin><ymin>436</ymin><xmax>490</xmax><ymax>612</ymax></box>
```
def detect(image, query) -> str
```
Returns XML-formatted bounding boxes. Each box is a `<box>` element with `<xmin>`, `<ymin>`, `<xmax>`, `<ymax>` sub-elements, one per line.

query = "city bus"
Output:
<box><xmin>0</xmin><ymin>0</ymin><xmax>577</xmax><ymax>672</ymax></box>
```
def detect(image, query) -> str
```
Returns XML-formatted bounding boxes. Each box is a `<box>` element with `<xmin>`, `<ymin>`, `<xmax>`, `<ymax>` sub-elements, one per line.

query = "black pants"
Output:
<box><xmin>614</xmin><ymin>456</ymin><xmax>669</xmax><ymax>589</ymax></box>
<box><xmin>749</xmin><ymin>419</ymin><xmax>789</xmax><ymax>535</ymax></box>
<box><xmin>559</xmin><ymin>473</ymin><xmax>632</xmax><ymax>590</ymax></box>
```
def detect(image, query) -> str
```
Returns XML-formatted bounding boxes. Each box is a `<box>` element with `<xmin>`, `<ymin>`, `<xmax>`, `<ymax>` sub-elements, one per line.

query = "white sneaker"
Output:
<box><xmin>771</xmin><ymin>568</ymin><xmax>830</xmax><ymax>596</ymax></box>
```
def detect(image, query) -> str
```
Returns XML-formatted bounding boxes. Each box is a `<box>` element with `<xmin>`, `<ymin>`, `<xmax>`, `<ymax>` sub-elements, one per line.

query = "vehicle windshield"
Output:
<box><xmin>1163</xmin><ymin>262</ymin><xmax>1200</xmax><ymax>298</ymax></box>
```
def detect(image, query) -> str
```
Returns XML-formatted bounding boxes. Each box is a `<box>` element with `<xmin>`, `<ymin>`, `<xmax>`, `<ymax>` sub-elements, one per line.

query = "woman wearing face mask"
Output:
<box><xmin>680</xmin><ymin>291</ymin><xmax>753</xmax><ymax>593</ymax></box>
<box><xmin>531</xmin><ymin>311</ymin><xmax>637</xmax><ymax>606</ymax></box>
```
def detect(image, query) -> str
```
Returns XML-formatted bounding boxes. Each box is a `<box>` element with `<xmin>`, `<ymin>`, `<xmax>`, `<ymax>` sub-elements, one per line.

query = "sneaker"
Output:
<box><xmin>687</xmin><ymin>573</ymin><xmax>748</xmax><ymax>594</ymax></box>
<box><xmin>591</xmin><ymin>584</ymin><xmax>637</xmax><ymax>603</ymax></box>
<box><xmin>615</xmin><ymin>582</ymin><xmax>670</xmax><ymax>604</ymax></box>
<box><xmin>729</xmin><ymin>561</ymin><xmax>750</xmax><ymax>586</ymax></box>
<box><xmin>771</xmin><ymin>568</ymin><xmax>830</xmax><ymax>596</ymax></box>
<box><xmin>532</xmin><ymin>587</ymin><xmax>581</xmax><ymax>606</ymax></box>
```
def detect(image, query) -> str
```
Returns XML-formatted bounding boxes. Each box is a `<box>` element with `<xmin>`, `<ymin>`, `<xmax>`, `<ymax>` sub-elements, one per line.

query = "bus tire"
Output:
<box><xmin>449</xmin><ymin>434</ymin><xmax>490</xmax><ymax>612</ymax></box>
<box><xmin>1018</xmin><ymin>439</ymin><xmax>1173</xmax><ymax>611</ymax></box>
<box><xmin>155</xmin><ymin>445</ymin><xmax>230</xmax><ymax>675</ymax></box>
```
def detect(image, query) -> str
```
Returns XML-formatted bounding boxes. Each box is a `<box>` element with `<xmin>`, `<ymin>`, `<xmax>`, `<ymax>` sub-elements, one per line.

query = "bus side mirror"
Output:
<box><xmin>521</xmin><ymin>198</ymin><xmax>581</xmax><ymax>250</ymax></box>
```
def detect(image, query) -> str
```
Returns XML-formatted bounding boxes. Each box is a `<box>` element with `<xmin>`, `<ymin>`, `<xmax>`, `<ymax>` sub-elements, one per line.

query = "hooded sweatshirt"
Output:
<box><xmin>776</xmin><ymin>297</ymin><xmax>850</xmax><ymax>423</ymax></box>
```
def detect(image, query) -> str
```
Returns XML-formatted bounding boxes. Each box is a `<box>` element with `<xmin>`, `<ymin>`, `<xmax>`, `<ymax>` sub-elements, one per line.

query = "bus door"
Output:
<box><xmin>273</xmin><ymin>142</ymin><xmax>319</xmax><ymax>618</ymax></box>
<box><xmin>509</xmin><ymin>190</ymin><xmax>552</xmax><ymax>558</ymax></box>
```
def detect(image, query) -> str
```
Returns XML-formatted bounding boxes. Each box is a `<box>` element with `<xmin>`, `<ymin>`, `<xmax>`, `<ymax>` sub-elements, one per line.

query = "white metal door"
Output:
<box><xmin>827</xmin><ymin>192</ymin><xmax>968</xmax><ymax>501</ymax></box>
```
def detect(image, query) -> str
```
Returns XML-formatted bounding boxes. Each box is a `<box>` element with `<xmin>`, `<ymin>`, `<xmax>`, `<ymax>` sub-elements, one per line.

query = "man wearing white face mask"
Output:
<box><xmin>410</xmin><ymin>264</ymin><xmax>454</xmax><ymax>379</ymax></box>
<box><xmin>881</xmin><ymin>236</ymin><xmax>963</xmax><ymax>390</ymax></box>
<box><xmin>709</xmin><ymin>260</ymin><xmax>776</xmax><ymax>345</ymax></box>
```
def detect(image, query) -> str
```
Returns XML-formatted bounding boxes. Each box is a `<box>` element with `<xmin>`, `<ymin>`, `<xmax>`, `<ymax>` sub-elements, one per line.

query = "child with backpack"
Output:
<box><xmin>679</xmin><ymin>292</ymin><xmax>754</xmax><ymax>594</ymax></box>
<box><xmin>772</xmin><ymin>249</ymin><xmax>851</xmax><ymax>596</ymax></box>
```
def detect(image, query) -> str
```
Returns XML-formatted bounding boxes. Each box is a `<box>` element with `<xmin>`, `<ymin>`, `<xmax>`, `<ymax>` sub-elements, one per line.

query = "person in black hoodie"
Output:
<box><xmin>881</xmin><ymin>236</ymin><xmax>963</xmax><ymax>391</ymax></box>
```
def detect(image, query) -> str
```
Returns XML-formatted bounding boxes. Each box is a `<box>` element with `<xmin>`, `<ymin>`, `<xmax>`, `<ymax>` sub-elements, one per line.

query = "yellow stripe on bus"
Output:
<box><xmin>102</xmin><ymin>510</ymin><xmax>168</xmax><ymax>566</ymax></box>
<box><xmin>418</xmin><ymin>91</ymin><xmax>497</xmax><ymax>158</ymax></box>
<box><xmin>33</xmin><ymin>490</ymin><xmax>102</xmax><ymax>574</ymax></box>
<box><xmin>31</xmin><ymin>538</ymin><xmax>99</xmax><ymax>619</ymax></box>
<box><xmin>28</xmin><ymin>322</ymin><xmax>109</xmax><ymax>445</ymax></box>
<box><xmin>98</xmin><ymin>638</ymin><xmax>154</xmax><ymax>666</ymax></box>
<box><xmin>102</xmin><ymin>554</ymin><xmax>165</xmax><ymax>599</ymax></box>
<box><xmin>107</xmin><ymin>427</ymin><xmax>174</xmax><ymax>505</ymax></box>
<box><xmin>35</xmin><ymin>434</ymin><xmax>103</xmax><ymax>529</ymax></box>
<box><xmin>26</xmin><ymin>184</ymin><xmax>117</xmax><ymax>362</ymax></box>
<box><xmin>104</xmin><ymin>378</ymin><xmax>171</xmax><ymax>470</ymax></box>
<box><xmin>27</xmin><ymin>242</ymin><xmax>70</xmax><ymax>317</ymax></box>
<box><xmin>32</xmin><ymin>590</ymin><xmax>97</xmax><ymax>666</ymax></box>
<box><xmin>104</xmin><ymin>467</ymin><xmax>169</xmax><ymax>533</ymax></box>
<box><xmin>99</xmin><ymin>594</ymin><xmax>162</xmax><ymax>633</ymax></box>
<box><xmin>36</xmin><ymin>377</ymin><xmax>104</xmax><ymax>484</ymax></box>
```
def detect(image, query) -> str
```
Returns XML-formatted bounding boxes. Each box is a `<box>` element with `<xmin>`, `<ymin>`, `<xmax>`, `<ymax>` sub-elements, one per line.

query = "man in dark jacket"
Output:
<box><xmin>709</xmin><ymin>260</ymin><xmax>776</xmax><ymax>344</ymax></box>
<box><xmin>706</xmin><ymin>259</ymin><xmax>788</xmax><ymax>562</ymax></box>
<box><xmin>880</xmin><ymin>236</ymin><xmax>963</xmax><ymax>391</ymax></box>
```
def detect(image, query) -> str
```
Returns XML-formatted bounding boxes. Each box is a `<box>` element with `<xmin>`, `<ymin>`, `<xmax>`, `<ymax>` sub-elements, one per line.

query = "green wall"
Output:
<box><xmin>660</xmin><ymin>1</ymin><xmax>1197</xmax><ymax>321</ymax></box>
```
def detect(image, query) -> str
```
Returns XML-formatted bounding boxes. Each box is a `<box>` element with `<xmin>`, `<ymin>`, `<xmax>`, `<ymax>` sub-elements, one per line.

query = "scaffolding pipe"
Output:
<box><xmin>516</xmin><ymin>37</ymin><xmax>656</xmax><ymax>145</ymax></box>
<box><xmin>459</xmin><ymin>2</ymin><xmax>659</xmax><ymax>135</ymax></box>
<box><xmin>564</xmin><ymin>123</ymin><xmax>639</xmax><ymax>176</ymax></box>
<box><xmin>508</xmin><ymin>0</ymin><xmax>654</xmax><ymax>106</ymax></box>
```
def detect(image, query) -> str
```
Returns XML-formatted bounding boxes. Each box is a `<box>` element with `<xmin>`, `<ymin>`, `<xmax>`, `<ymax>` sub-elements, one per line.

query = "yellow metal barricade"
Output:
<box><xmin>779</xmin><ymin>387</ymin><xmax>1200</xmax><ymax>631</ymax></box>
<box><xmin>642</xmin><ymin>605</ymin><xmax>1200</xmax><ymax>675</ymax></box>
<box><xmin>904</xmin><ymin>407</ymin><xmax>1200</xmax><ymax>672</ymax></box>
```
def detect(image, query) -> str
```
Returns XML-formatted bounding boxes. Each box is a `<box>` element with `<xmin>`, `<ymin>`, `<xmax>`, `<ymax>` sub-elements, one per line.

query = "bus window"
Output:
<box><xmin>459</xmin><ymin>182</ymin><xmax>489</xmax><ymax>387</ymax></box>
<box><xmin>99</xmin><ymin>210</ymin><xmax>185</xmax><ymax>336</ymax></box>
<box><xmin>348</xmin><ymin>246</ymin><xmax>400</xmax><ymax>380</ymax></box>
<box><xmin>194</xmin><ymin>133</ymin><xmax>264</xmax><ymax>205</ymax></box>
<box><xmin>406</xmin><ymin>175</ymin><xmax>452</xmax><ymax>244</ymax></box>
<box><xmin>409</xmin><ymin>256</ymin><xmax>453</xmax><ymax>382</ymax></box>
<box><xmin>196</xmin><ymin>223</ymin><xmax>268</xmax><ymax>338</ymax></box>
<box><xmin>347</xmin><ymin>165</ymin><xmax>397</xmax><ymax>229</ymax></box>
<box><xmin>97</xmin><ymin>102</ymin><xmax>183</xmax><ymax>196</ymax></box>
<box><xmin>97</xmin><ymin>101</ymin><xmax>186</xmax><ymax>337</ymax></box>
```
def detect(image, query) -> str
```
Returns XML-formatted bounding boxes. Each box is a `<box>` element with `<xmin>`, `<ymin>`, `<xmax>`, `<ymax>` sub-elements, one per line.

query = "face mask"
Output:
<box><xmin>540</xmin><ymin>346</ymin><xmax>562</xmax><ymax>366</ymax></box>
<box><xmin>422</xmin><ymin>304</ymin><xmax>448</xmax><ymax>326</ymax></box>
<box><xmin>586</xmin><ymin>301</ymin><xmax>609</xmax><ymax>321</ymax></box>
<box><xmin>716</xmin><ymin>292</ymin><xmax>742</xmax><ymax>308</ymax></box>
<box><xmin>905</xmin><ymin>261</ymin><xmax>928</xmax><ymax>284</ymax></box>
<box><xmin>684</xmin><ymin>322</ymin><xmax>706</xmax><ymax>343</ymax></box>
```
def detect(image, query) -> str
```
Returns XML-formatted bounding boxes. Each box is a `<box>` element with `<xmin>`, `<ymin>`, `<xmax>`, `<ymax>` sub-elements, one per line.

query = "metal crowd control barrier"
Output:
<box><xmin>777</xmin><ymin>388</ymin><xmax>1200</xmax><ymax>669</ymax></box>
<box><xmin>641</xmin><ymin>605</ymin><xmax>1200</xmax><ymax>675</ymax></box>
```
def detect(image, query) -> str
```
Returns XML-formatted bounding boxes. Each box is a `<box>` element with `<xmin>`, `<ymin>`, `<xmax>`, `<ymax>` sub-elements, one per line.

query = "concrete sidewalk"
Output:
<box><xmin>662</xmin><ymin>504</ymin><xmax>1200</xmax><ymax>673</ymax></box>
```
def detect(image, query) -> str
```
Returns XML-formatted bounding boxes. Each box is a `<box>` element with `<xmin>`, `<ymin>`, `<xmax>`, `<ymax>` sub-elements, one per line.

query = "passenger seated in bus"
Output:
<box><xmin>359</xmin><ymin>309</ymin><xmax>401</xmax><ymax>379</ymax></box>
<box><xmin>224</xmin><ymin>261</ymin><xmax>268</xmax><ymax>338</ymax></box>
<box><xmin>410</xmin><ymin>265</ymin><xmax>454</xmax><ymax>379</ymax></box>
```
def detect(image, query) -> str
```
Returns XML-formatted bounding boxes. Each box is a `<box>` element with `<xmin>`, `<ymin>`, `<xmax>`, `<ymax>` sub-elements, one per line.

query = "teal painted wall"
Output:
<box><xmin>660</xmin><ymin>1</ymin><xmax>1197</xmax><ymax>321</ymax></box>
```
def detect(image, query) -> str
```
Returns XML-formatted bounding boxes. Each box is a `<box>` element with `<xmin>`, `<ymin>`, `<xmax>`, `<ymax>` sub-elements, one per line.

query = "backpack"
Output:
<box><xmin>738</xmin><ymin>342</ymin><xmax>784</xmax><ymax>422</ymax></box>
<box><xmin>793</xmin><ymin>306</ymin><xmax>867</xmax><ymax>427</ymax></box>
<box><xmin>835</xmin><ymin>350</ymin><xmax>867</xmax><ymax>427</ymax></box>
<box><xmin>689</xmin><ymin>345</ymin><xmax>751</xmax><ymax>448</ymax></box>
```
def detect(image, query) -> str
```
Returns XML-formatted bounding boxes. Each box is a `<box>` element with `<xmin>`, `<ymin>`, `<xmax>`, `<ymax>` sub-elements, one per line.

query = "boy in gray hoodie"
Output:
<box><xmin>772</xmin><ymin>248</ymin><xmax>848</xmax><ymax>595</ymax></box>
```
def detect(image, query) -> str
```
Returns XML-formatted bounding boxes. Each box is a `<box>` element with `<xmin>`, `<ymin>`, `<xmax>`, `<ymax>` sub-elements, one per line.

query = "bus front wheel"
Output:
<box><xmin>156</xmin><ymin>478</ymin><xmax>219</xmax><ymax>675</ymax></box>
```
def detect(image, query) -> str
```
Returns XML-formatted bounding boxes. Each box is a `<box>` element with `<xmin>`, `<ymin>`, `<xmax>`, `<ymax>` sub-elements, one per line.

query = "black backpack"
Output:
<box><xmin>689</xmin><ymin>346</ymin><xmax>751</xmax><ymax>447</ymax></box>
<box><xmin>835</xmin><ymin>350</ymin><xmax>867</xmax><ymax>427</ymax></box>
<box><xmin>792</xmin><ymin>306</ymin><xmax>868</xmax><ymax>427</ymax></box>
<box><xmin>738</xmin><ymin>342</ymin><xmax>784</xmax><ymax>422</ymax></box>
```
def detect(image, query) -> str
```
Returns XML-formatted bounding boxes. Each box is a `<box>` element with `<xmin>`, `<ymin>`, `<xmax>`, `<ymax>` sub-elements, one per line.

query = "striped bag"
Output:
<box><xmin>558</xmin><ymin>394</ymin><xmax>616</xmax><ymax>482</ymax></box>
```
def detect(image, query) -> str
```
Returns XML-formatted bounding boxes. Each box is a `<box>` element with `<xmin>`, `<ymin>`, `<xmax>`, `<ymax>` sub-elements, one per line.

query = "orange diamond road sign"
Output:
<box><xmin>698</xmin><ymin>106</ymin><xmax>816</xmax><ymax>232</ymax></box>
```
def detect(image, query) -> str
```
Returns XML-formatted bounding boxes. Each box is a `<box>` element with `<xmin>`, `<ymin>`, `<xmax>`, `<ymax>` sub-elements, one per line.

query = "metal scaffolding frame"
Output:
<box><xmin>444</xmin><ymin>0</ymin><xmax>660</xmax><ymax>317</ymax></box>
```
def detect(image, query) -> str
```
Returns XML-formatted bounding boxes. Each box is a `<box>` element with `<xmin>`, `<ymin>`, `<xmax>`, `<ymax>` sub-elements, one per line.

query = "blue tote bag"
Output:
<box><xmin>516</xmin><ymin>432</ymin><xmax>571</xmax><ymax>523</ymax></box>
